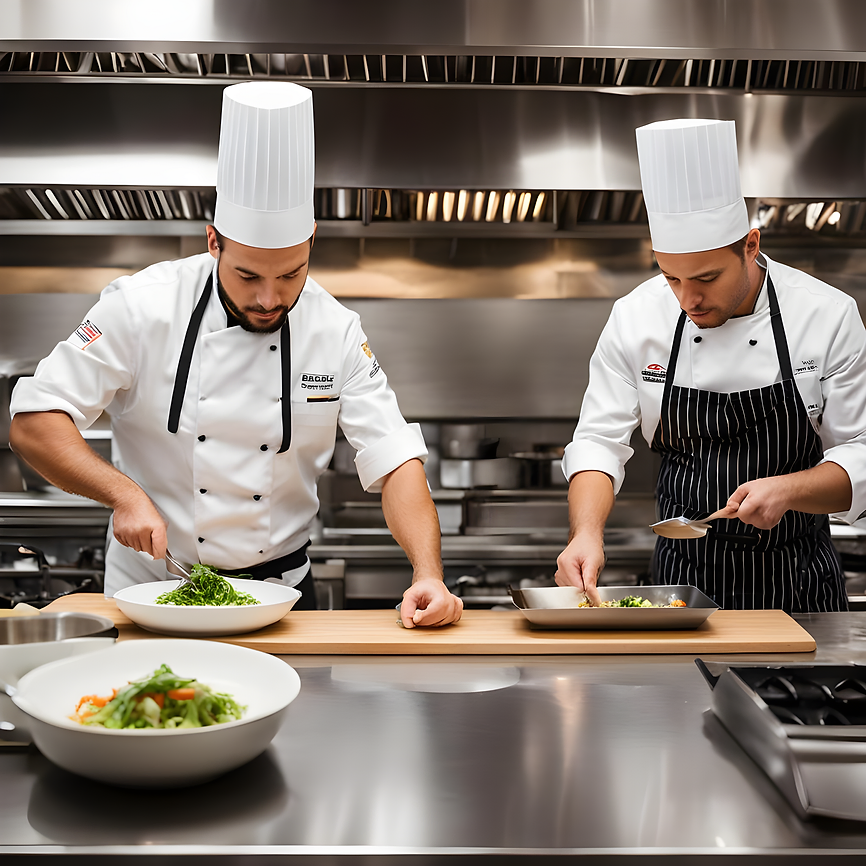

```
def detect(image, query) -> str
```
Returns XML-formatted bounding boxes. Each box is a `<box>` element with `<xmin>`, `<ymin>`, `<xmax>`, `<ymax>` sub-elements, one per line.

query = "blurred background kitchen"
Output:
<box><xmin>3</xmin><ymin>0</ymin><xmax>866</xmax><ymax>608</ymax></box>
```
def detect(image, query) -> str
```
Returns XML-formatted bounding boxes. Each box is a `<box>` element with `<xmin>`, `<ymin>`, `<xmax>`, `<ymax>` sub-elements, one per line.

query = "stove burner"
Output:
<box><xmin>738</xmin><ymin>666</ymin><xmax>866</xmax><ymax>727</ymax></box>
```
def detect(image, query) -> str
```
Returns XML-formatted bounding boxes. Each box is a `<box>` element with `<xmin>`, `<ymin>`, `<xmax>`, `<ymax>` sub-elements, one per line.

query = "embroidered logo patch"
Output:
<box><xmin>795</xmin><ymin>359</ymin><xmax>819</xmax><ymax>375</ymax></box>
<box><xmin>301</xmin><ymin>373</ymin><xmax>335</xmax><ymax>392</ymax></box>
<box><xmin>73</xmin><ymin>320</ymin><xmax>102</xmax><ymax>349</ymax></box>
<box><xmin>641</xmin><ymin>363</ymin><xmax>666</xmax><ymax>383</ymax></box>
<box><xmin>361</xmin><ymin>341</ymin><xmax>373</xmax><ymax>359</ymax></box>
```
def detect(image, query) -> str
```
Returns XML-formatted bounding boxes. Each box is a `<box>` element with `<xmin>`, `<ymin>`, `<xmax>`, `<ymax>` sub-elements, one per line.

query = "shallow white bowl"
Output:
<box><xmin>13</xmin><ymin>638</ymin><xmax>300</xmax><ymax>788</ymax></box>
<box><xmin>114</xmin><ymin>577</ymin><xmax>301</xmax><ymax>636</ymax></box>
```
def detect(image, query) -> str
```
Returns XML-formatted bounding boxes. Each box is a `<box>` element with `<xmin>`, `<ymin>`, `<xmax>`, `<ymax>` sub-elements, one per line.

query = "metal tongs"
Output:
<box><xmin>164</xmin><ymin>549</ymin><xmax>196</xmax><ymax>587</ymax></box>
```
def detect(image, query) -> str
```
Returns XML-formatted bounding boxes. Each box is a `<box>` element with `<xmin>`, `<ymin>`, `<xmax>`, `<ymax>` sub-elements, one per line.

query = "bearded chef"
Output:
<box><xmin>9</xmin><ymin>81</ymin><xmax>462</xmax><ymax>628</ymax></box>
<box><xmin>556</xmin><ymin>118</ymin><xmax>866</xmax><ymax>612</ymax></box>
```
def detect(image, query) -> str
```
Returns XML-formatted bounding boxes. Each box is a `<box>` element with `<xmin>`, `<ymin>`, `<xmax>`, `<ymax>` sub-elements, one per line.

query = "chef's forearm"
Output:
<box><xmin>9</xmin><ymin>410</ymin><xmax>143</xmax><ymax>509</ymax></box>
<box><xmin>782</xmin><ymin>461</ymin><xmax>852</xmax><ymax>514</ymax></box>
<box><xmin>380</xmin><ymin>458</ymin><xmax>444</xmax><ymax>582</ymax></box>
<box><xmin>567</xmin><ymin>470</ymin><xmax>616</xmax><ymax>542</ymax></box>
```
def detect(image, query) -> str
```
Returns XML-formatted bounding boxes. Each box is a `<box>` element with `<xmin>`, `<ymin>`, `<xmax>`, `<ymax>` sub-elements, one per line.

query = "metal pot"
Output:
<box><xmin>440</xmin><ymin>424</ymin><xmax>500</xmax><ymax>459</ymax></box>
<box><xmin>511</xmin><ymin>450</ymin><xmax>567</xmax><ymax>488</ymax></box>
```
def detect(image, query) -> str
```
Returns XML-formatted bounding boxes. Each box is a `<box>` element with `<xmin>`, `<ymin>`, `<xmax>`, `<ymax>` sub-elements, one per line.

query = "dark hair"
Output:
<box><xmin>728</xmin><ymin>235</ymin><xmax>748</xmax><ymax>262</ymax></box>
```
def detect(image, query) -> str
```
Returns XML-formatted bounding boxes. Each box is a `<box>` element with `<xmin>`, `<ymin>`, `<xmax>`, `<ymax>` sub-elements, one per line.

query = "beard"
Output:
<box><xmin>217</xmin><ymin>279</ymin><xmax>287</xmax><ymax>334</ymax></box>
<box><xmin>692</xmin><ymin>262</ymin><xmax>753</xmax><ymax>330</ymax></box>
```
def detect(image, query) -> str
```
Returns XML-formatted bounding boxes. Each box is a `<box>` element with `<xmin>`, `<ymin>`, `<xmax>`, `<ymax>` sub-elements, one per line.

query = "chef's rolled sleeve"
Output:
<box><xmin>355</xmin><ymin>423</ymin><xmax>427</xmax><ymax>492</ymax></box>
<box><xmin>338</xmin><ymin>318</ymin><xmax>428</xmax><ymax>492</ymax></box>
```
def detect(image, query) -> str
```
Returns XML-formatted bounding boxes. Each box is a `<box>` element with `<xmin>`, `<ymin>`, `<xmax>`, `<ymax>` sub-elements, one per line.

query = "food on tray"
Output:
<box><xmin>71</xmin><ymin>664</ymin><xmax>246</xmax><ymax>729</ymax></box>
<box><xmin>578</xmin><ymin>595</ymin><xmax>688</xmax><ymax>609</ymax></box>
<box><xmin>156</xmin><ymin>564</ymin><xmax>259</xmax><ymax>607</ymax></box>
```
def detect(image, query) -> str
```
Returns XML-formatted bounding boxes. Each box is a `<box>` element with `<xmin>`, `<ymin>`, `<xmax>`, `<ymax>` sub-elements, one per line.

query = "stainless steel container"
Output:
<box><xmin>439</xmin><ymin>457</ymin><xmax>521</xmax><ymax>489</ymax></box>
<box><xmin>0</xmin><ymin>611</ymin><xmax>115</xmax><ymax>645</ymax></box>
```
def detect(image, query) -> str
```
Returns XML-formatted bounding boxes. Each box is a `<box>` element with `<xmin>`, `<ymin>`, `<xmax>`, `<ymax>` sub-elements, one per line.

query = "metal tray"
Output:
<box><xmin>509</xmin><ymin>584</ymin><xmax>718</xmax><ymax>630</ymax></box>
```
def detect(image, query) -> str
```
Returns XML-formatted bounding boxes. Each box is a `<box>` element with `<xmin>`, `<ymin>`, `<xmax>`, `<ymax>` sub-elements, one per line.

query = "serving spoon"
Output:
<box><xmin>650</xmin><ymin>508</ymin><xmax>731</xmax><ymax>539</ymax></box>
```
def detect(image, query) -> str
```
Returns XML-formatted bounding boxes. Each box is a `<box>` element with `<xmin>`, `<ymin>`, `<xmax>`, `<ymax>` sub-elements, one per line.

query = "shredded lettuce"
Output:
<box><xmin>73</xmin><ymin>663</ymin><xmax>246</xmax><ymax>729</ymax></box>
<box><xmin>156</xmin><ymin>563</ymin><xmax>259</xmax><ymax>606</ymax></box>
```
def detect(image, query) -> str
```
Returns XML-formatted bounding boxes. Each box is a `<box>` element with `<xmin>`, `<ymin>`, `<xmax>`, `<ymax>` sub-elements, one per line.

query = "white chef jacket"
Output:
<box><xmin>563</xmin><ymin>253</ymin><xmax>866</xmax><ymax>525</ymax></box>
<box><xmin>11</xmin><ymin>253</ymin><xmax>427</xmax><ymax>594</ymax></box>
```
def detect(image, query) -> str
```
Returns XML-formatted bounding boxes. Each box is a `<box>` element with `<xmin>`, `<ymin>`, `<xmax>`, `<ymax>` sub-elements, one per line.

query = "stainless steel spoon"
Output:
<box><xmin>650</xmin><ymin>508</ymin><xmax>730</xmax><ymax>539</ymax></box>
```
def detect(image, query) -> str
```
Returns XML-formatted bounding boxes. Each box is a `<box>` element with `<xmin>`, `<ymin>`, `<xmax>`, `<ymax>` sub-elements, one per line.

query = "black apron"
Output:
<box><xmin>650</xmin><ymin>273</ymin><xmax>847</xmax><ymax>613</ymax></box>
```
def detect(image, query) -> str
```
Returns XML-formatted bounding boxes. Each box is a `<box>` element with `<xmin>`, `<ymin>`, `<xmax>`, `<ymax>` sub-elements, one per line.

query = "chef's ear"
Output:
<box><xmin>744</xmin><ymin>228</ymin><xmax>761</xmax><ymax>263</ymax></box>
<box><xmin>309</xmin><ymin>222</ymin><xmax>317</xmax><ymax>253</ymax></box>
<box><xmin>205</xmin><ymin>224</ymin><xmax>223</xmax><ymax>259</ymax></box>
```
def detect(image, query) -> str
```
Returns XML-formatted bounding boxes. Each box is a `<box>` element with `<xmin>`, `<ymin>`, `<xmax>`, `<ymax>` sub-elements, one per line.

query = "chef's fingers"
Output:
<box><xmin>412</xmin><ymin>594</ymin><xmax>464</xmax><ymax>627</ymax></box>
<box><xmin>399</xmin><ymin>594</ymin><xmax>419</xmax><ymax>628</ymax></box>
<box><xmin>149</xmin><ymin>523</ymin><xmax>168</xmax><ymax>561</ymax></box>
<box><xmin>402</xmin><ymin>581</ymin><xmax>463</xmax><ymax>628</ymax></box>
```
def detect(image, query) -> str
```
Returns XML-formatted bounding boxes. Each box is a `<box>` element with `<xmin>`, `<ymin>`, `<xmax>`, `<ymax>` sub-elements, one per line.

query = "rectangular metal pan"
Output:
<box><xmin>509</xmin><ymin>584</ymin><xmax>718</xmax><ymax>630</ymax></box>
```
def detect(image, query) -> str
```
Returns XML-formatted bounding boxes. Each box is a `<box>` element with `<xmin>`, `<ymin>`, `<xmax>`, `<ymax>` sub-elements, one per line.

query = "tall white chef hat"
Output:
<box><xmin>214</xmin><ymin>81</ymin><xmax>315</xmax><ymax>249</ymax></box>
<box><xmin>635</xmin><ymin>118</ymin><xmax>750</xmax><ymax>254</ymax></box>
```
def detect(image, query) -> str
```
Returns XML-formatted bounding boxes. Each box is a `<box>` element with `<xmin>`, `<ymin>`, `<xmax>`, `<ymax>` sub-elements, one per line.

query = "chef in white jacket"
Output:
<box><xmin>9</xmin><ymin>81</ymin><xmax>462</xmax><ymax>628</ymax></box>
<box><xmin>556</xmin><ymin>118</ymin><xmax>866</xmax><ymax>612</ymax></box>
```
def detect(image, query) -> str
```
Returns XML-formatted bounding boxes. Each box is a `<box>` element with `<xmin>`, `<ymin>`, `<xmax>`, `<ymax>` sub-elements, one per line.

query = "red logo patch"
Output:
<box><xmin>74</xmin><ymin>320</ymin><xmax>102</xmax><ymax>349</ymax></box>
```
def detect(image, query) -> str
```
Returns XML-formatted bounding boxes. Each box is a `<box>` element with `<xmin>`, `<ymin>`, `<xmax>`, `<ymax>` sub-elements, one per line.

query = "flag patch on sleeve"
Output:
<box><xmin>73</xmin><ymin>320</ymin><xmax>103</xmax><ymax>349</ymax></box>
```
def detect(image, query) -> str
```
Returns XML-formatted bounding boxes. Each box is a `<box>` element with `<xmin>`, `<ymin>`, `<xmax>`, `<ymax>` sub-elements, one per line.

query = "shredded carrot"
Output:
<box><xmin>138</xmin><ymin>692</ymin><xmax>165</xmax><ymax>708</ymax></box>
<box><xmin>670</xmin><ymin>599</ymin><xmax>687</xmax><ymax>607</ymax></box>
<box><xmin>166</xmin><ymin>688</ymin><xmax>196</xmax><ymax>701</ymax></box>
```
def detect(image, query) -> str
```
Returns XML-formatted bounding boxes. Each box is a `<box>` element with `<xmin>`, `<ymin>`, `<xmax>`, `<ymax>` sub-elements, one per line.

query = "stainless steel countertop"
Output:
<box><xmin>3</xmin><ymin>614</ymin><xmax>866</xmax><ymax>861</ymax></box>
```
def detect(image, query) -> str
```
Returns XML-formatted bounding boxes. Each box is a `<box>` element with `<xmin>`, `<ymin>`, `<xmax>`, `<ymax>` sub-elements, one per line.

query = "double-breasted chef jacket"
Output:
<box><xmin>11</xmin><ymin>253</ymin><xmax>427</xmax><ymax>596</ymax></box>
<box><xmin>563</xmin><ymin>253</ymin><xmax>866</xmax><ymax>607</ymax></box>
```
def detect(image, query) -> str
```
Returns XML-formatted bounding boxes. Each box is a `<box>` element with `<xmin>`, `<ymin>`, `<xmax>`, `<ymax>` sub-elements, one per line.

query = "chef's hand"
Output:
<box><xmin>716</xmin><ymin>476</ymin><xmax>789</xmax><ymax>530</ymax></box>
<box><xmin>111</xmin><ymin>489</ymin><xmax>168</xmax><ymax>560</ymax></box>
<box><xmin>400</xmin><ymin>577</ymin><xmax>463</xmax><ymax>628</ymax></box>
<box><xmin>555</xmin><ymin>533</ymin><xmax>604</xmax><ymax>606</ymax></box>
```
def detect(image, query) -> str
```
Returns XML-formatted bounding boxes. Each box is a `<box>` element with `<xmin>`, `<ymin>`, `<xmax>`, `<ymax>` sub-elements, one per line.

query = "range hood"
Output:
<box><xmin>3</xmin><ymin>1</ymin><xmax>866</xmax><ymax>213</ymax></box>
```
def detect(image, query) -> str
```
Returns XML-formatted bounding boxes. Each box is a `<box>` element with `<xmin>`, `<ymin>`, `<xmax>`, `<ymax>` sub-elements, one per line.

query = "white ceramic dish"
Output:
<box><xmin>0</xmin><ymin>636</ymin><xmax>116</xmax><ymax>744</ymax></box>
<box><xmin>12</xmin><ymin>638</ymin><xmax>300</xmax><ymax>787</ymax></box>
<box><xmin>114</xmin><ymin>577</ymin><xmax>301</xmax><ymax>636</ymax></box>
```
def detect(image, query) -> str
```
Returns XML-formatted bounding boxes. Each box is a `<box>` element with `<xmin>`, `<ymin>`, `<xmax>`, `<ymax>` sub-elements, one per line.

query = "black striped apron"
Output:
<box><xmin>650</xmin><ymin>273</ymin><xmax>847</xmax><ymax>612</ymax></box>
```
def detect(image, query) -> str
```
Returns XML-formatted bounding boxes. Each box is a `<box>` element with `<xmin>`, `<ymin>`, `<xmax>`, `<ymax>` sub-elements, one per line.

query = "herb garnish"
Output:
<box><xmin>156</xmin><ymin>563</ymin><xmax>259</xmax><ymax>606</ymax></box>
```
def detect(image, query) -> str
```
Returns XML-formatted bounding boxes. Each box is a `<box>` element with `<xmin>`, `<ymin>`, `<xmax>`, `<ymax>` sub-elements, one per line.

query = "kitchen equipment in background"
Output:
<box><xmin>698</xmin><ymin>660</ymin><xmax>866</xmax><ymax>822</ymax></box>
<box><xmin>440</xmin><ymin>458</ymin><xmax>521</xmax><ymax>490</ymax></box>
<box><xmin>0</xmin><ymin>542</ymin><xmax>97</xmax><ymax>608</ymax></box>
<box><xmin>510</xmin><ymin>584</ymin><xmax>718</xmax><ymax>629</ymax></box>
<box><xmin>440</xmin><ymin>424</ymin><xmax>500</xmax><ymax>459</ymax></box>
<box><xmin>439</xmin><ymin>423</ymin><xmax>519</xmax><ymax>489</ymax></box>
<box><xmin>9</xmin><ymin>638</ymin><xmax>301</xmax><ymax>787</ymax></box>
<box><xmin>511</xmin><ymin>446</ymin><xmax>568</xmax><ymax>488</ymax></box>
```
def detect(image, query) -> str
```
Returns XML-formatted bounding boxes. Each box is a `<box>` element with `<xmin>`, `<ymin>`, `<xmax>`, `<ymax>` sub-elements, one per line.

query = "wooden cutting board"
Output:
<box><xmin>43</xmin><ymin>594</ymin><xmax>817</xmax><ymax>654</ymax></box>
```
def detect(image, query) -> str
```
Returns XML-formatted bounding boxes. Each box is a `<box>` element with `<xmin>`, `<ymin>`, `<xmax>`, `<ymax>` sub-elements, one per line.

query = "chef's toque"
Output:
<box><xmin>635</xmin><ymin>118</ymin><xmax>750</xmax><ymax>254</ymax></box>
<box><xmin>214</xmin><ymin>81</ymin><xmax>315</xmax><ymax>249</ymax></box>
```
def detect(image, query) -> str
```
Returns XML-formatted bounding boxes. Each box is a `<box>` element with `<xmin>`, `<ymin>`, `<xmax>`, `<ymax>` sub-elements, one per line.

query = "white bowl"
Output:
<box><xmin>12</xmin><ymin>638</ymin><xmax>301</xmax><ymax>788</ymax></box>
<box><xmin>114</xmin><ymin>577</ymin><xmax>301</xmax><ymax>636</ymax></box>
<box><xmin>0</xmin><ymin>636</ymin><xmax>116</xmax><ymax>743</ymax></box>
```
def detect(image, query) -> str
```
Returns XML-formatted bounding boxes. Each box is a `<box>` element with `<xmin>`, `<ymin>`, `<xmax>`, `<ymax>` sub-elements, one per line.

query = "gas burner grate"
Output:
<box><xmin>738</xmin><ymin>666</ymin><xmax>866</xmax><ymax>727</ymax></box>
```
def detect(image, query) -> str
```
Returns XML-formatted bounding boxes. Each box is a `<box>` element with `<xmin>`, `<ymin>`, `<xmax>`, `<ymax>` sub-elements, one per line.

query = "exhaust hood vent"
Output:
<box><xmin>4</xmin><ymin>185</ymin><xmax>866</xmax><ymax>241</ymax></box>
<box><xmin>4</xmin><ymin>52</ymin><xmax>866</xmax><ymax>93</ymax></box>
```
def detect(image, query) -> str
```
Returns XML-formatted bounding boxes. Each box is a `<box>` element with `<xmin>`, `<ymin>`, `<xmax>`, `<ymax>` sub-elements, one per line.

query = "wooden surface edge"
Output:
<box><xmin>44</xmin><ymin>595</ymin><xmax>819</xmax><ymax>655</ymax></box>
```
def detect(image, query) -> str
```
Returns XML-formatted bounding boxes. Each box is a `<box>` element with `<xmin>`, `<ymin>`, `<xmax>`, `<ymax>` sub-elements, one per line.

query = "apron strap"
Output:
<box><xmin>662</xmin><ymin>310</ymin><xmax>688</xmax><ymax>406</ymax></box>
<box><xmin>167</xmin><ymin>274</ymin><xmax>212</xmax><ymax>434</ymax></box>
<box><xmin>767</xmin><ymin>272</ymin><xmax>795</xmax><ymax>381</ymax></box>
<box><xmin>167</xmin><ymin>271</ymin><xmax>293</xmax><ymax>453</ymax></box>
